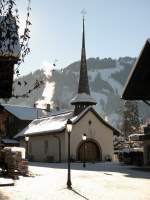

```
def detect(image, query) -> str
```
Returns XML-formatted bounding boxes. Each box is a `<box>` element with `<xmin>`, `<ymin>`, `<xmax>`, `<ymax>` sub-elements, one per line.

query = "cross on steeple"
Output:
<box><xmin>81</xmin><ymin>9</ymin><xmax>87</xmax><ymax>19</ymax></box>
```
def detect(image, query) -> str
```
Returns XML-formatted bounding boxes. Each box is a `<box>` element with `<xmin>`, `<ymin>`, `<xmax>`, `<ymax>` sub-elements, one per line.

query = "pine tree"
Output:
<box><xmin>123</xmin><ymin>100</ymin><xmax>140</xmax><ymax>138</ymax></box>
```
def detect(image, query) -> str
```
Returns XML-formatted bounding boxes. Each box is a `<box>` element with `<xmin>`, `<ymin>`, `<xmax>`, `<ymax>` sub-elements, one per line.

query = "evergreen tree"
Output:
<box><xmin>123</xmin><ymin>100</ymin><xmax>140</xmax><ymax>138</ymax></box>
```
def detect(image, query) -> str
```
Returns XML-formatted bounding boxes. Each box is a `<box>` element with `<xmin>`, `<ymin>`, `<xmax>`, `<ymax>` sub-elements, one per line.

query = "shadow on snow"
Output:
<box><xmin>29</xmin><ymin>162</ymin><xmax>150</xmax><ymax>179</ymax></box>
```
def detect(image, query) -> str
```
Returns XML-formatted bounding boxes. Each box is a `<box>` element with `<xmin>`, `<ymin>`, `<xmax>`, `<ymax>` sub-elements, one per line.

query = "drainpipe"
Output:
<box><xmin>53</xmin><ymin>135</ymin><xmax>61</xmax><ymax>163</ymax></box>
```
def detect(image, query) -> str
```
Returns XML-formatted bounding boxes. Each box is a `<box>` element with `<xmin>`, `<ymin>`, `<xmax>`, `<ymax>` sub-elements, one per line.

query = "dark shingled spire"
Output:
<box><xmin>78</xmin><ymin>17</ymin><xmax>90</xmax><ymax>95</ymax></box>
<box><xmin>70</xmin><ymin>17</ymin><xmax>96</xmax><ymax>115</ymax></box>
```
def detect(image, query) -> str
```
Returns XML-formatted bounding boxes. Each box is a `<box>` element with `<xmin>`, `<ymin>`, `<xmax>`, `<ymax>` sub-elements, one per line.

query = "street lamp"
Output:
<box><xmin>25</xmin><ymin>136</ymin><xmax>29</xmax><ymax>159</ymax></box>
<box><xmin>82</xmin><ymin>133</ymin><xmax>87</xmax><ymax>168</ymax></box>
<box><xmin>66</xmin><ymin>119</ymin><xmax>73</xmax><ymax>189</ymax></box>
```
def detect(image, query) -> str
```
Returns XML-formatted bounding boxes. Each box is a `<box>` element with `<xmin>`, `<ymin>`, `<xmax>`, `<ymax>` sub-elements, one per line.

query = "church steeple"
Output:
<box><xmin>78</xmin><ymin>17</ymin><xmax>90</xmax><ymax>95</ymax></box>
<box><xmin>71</xmin><ymin>16</ymin><xmax>96</xmax><ymax>115</ymax></box>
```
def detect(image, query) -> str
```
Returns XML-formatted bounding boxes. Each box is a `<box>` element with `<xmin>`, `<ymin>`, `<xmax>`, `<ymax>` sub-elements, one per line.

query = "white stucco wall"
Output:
<box><xmin>20</xmin><ymin>110</ymin><xmax>114</xmax><ymax>162</ymax></box>
<box><xmin>20</xmin><ymin>133</ymin><xmax>65</xmax><ymax>162</ymax></box>
<box><xmin>65</xmin><ymin>110</ymin><xmax>114</xmax><ymax>161</ymax></box>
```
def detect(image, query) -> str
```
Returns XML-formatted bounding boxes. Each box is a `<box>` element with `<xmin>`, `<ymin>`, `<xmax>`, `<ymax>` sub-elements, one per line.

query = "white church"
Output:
<box><xmin>15</xmin><ymin>18</ymin><xmax>119</xmax><ymax>162</ymax></box>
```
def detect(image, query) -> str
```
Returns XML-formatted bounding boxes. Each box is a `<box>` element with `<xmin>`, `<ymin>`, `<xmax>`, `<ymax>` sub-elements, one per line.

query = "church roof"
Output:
<box><xmin>15</xmin><ymin>106</ymin><xmax>120</xmax><ymax>138</ymax></box>
<box><xmin>71</xmin><ymin>106</ymin><xmax>120</xmax><ymax>135</ymax></box>
<box><xmin>0</xmin><ymin>13</ymin><xmax>20</xmax><ymax>58</ymax></box>
<box><xmin>71</xmin><ymin>93</ymin><xmax>96</xmax><ymax>105</ymax></box>
<box><xmin>14</xmin><ymin>110</ymin><xmax>73</xmax><ymax>138</ymax></box>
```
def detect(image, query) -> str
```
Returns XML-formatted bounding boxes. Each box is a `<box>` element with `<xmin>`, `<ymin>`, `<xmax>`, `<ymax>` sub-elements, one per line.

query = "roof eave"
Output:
<box><xmin>122</xmin><ymin>39</ymin><xmax>150</xmax><ymax>100</ymax></box>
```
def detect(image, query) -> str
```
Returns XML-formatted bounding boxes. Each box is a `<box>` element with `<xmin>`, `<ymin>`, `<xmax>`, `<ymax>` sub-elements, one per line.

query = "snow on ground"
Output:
<box><xmin>1</xmin><ymin>162</ymin><xmax>150</xmax><ymax>200</ymax></box>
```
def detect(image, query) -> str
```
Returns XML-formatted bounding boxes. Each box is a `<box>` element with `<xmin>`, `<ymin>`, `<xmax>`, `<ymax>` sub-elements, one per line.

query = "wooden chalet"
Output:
<box><xmin>0</xmin><ymin>104</ymin><xmax>50</xmax><ymax>140</ymax></box>
<box><xmin>0</xmin><ymin>12</ymin><xmax>20</xmax><ymax>98</ymax></box>
<box><xmin>122</xmin><ymin>39</ymin><xmax>150</xmax><ymax>165</ymax></box>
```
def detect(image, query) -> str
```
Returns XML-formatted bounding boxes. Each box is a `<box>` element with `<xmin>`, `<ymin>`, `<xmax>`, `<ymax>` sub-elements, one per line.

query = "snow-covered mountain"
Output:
<box><xmin>1</xmin><ymin>57</ymin><xmax>149</xmax><ymax>129</ymax></box>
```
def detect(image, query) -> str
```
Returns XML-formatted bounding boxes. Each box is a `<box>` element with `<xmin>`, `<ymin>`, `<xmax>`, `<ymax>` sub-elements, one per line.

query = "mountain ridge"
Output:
<box><xmin>1</xmin><ymin>56</ymin><xmax>149</xmax><ymax>129</ymax></box>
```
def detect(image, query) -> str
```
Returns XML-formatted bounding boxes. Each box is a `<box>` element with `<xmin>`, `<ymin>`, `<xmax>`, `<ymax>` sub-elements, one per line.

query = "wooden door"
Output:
<box><xmin>78</xmin><ymin>141</ymin><xmax>101</xmax><ymax>162</ymax></box>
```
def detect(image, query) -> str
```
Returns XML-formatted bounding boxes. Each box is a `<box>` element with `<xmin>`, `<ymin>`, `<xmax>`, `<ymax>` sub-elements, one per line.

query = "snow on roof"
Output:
<box><xmin>4</xmin><ymin>147</ymin><xmax>25</xmax><ymax>158</ymax></box>
<box><xmin>1</xmin><ymin>104</ymin><xmax>50</xmax><ymax>120</ymax></box>
<box><xmin>0</xmin><ymin>14</ymin><xmax>20</xmax><ymax>57</ymax></box>
<box><xmin>128</xmin><ymin>133</ymin><xmax>144</xmax><ymax>141</ymax></box>
<box><xmin>15</xmin><ymin>106</ymin><xmax>119</xmax><ymax>138</ymax></box>
<box><xmin>129</xmin><ymin>133</ymin><xmax>144</xmax><ymax>137</ymax></box>
<box><xmin>15</xmin><ymin>111</ymin><xmax>73</xmax><ymax>137</ymax></box>
<box><xmin>71</xmin><ymin>93</ymin><xmax>97</xmax><ymax>104</ymax></box>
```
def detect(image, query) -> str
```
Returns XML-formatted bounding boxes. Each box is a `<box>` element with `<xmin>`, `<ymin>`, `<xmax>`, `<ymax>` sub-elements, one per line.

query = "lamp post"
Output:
<box><xmin>25</xmin><ymin>136</ymin><xmax>29</xmax><ymax>159</ymax></box>
<box><xmin>82</xmin><ymin>133</ymin><xmax>87</xmax><ymax>168</ymax></box>
<box><xmin>66</xmin><ymin>119</ymin><xmax>73</xmax><ymax>189</ymax></box>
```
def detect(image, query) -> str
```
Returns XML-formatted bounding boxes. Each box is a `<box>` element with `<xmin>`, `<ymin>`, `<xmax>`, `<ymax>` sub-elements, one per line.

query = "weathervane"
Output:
<box><xmin>81</xmin><ymin>9</ymin><xmax>87</xmax><ymax>19</ymax></box>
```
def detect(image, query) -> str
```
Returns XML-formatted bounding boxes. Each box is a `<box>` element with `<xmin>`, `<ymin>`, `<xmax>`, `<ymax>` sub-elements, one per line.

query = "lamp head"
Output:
<box><xmin>82</xmin><ymin>133</ymin><xmax>87</xmax><ymax>141</ymax></box>
<box><xmin>66</xmin><ymin>119</ymin><xmax>73</xmax><ymax>133</ymax></box>
<box><xmin>25</xmin><ymin>136</ymin><xmax>29</xmax><ymax>142</ymax></box>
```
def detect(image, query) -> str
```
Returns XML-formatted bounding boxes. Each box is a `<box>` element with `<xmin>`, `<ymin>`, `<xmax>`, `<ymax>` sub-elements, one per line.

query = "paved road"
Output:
<box><xmin>0</xmin><ymin>162</ymin><xmax>150</xmax><ymax>200</ymax></box>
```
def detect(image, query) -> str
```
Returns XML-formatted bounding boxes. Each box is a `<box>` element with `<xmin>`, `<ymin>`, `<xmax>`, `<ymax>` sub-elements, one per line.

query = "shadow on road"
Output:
<box><xmin>29</xmin><ymin>162</ymin><xmax>150</xmax><ymax>180</ymax></box>
<box><xmin>71</xmin><ymin>188</ymin><xmax>90</xmax><ymax>200</ymax></box>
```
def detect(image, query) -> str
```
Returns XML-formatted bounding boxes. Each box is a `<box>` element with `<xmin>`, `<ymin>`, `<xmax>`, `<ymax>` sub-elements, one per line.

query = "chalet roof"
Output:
<box><xmin>15</xmin><ymin>106</ymin><xmax>120</xmax><ymax>138</ymax></box>
<box><xmin>0</xmin><ymin>13</ymin><xmax>20</xmax><ymax>58</ymax></box>
<box><xmin>1</xmin><ymin>138</ymin><xmax>19</xmax><ymax>144</ymax></box>
<box><xmin>1</xmin><ymin>104</ymin><xmax>50</xmax><ymax>120</ymax></box>
<box><xmin>122</xmin><ymin>39</ymin><xmax>150</xmax><ymax>100</ymax></box>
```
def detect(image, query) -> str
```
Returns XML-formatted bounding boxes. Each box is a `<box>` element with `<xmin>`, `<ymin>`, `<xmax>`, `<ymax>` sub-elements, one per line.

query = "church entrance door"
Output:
<box><xmin>77</xmin><ymin>140</ymin><xmax>101</xmax><ymax>162</ymax></box>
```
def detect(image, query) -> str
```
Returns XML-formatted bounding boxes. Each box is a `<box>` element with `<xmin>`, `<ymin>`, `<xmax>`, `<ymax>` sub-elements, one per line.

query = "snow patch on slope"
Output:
<box><xmin>36</xmin><ymin>61</ymin><xmax>55</xmax><ymax>108</ymax></box>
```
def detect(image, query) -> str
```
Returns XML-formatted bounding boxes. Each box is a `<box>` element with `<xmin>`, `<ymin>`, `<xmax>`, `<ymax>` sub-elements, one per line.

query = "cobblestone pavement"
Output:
<box><xmin>0</xmin><ymin>162</ymin><xmax>150</xmax><ymax>200</ymax></box>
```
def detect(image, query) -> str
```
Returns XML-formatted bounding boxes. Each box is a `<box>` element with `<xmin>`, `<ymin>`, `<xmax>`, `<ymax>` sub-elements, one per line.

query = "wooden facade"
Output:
<box><xmin>122</xmin><ymin>39</ymin><xmax>150</xmax><ymax>165</ymax></box>
<box><xmin>0</xmin><ymin>56</ymin><xmax>18</xmax><ymax>98</ymax></box>
<box><xmin>0</xmin><ymin>105</ymin><xmax>30</xmax><ymax>139</ymax></box>
<box><xmin>0</xmin><ymin>13</ymin><xmax>20</xmax><ymax>98</ymax></box>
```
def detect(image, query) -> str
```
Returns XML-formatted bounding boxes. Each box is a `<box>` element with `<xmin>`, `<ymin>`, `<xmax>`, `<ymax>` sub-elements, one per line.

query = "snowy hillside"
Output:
<box><xmin>1</xmin><ymin>56</ymin><xmax>149</xmax><ymax>129</ymax></box>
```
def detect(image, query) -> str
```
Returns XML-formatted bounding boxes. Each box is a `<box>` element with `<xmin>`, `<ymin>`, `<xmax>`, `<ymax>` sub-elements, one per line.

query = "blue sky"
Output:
<box><xmin>17</xmin><ymin>0</ymin><xmax>150</xmax><ymax>75</ymax></box>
